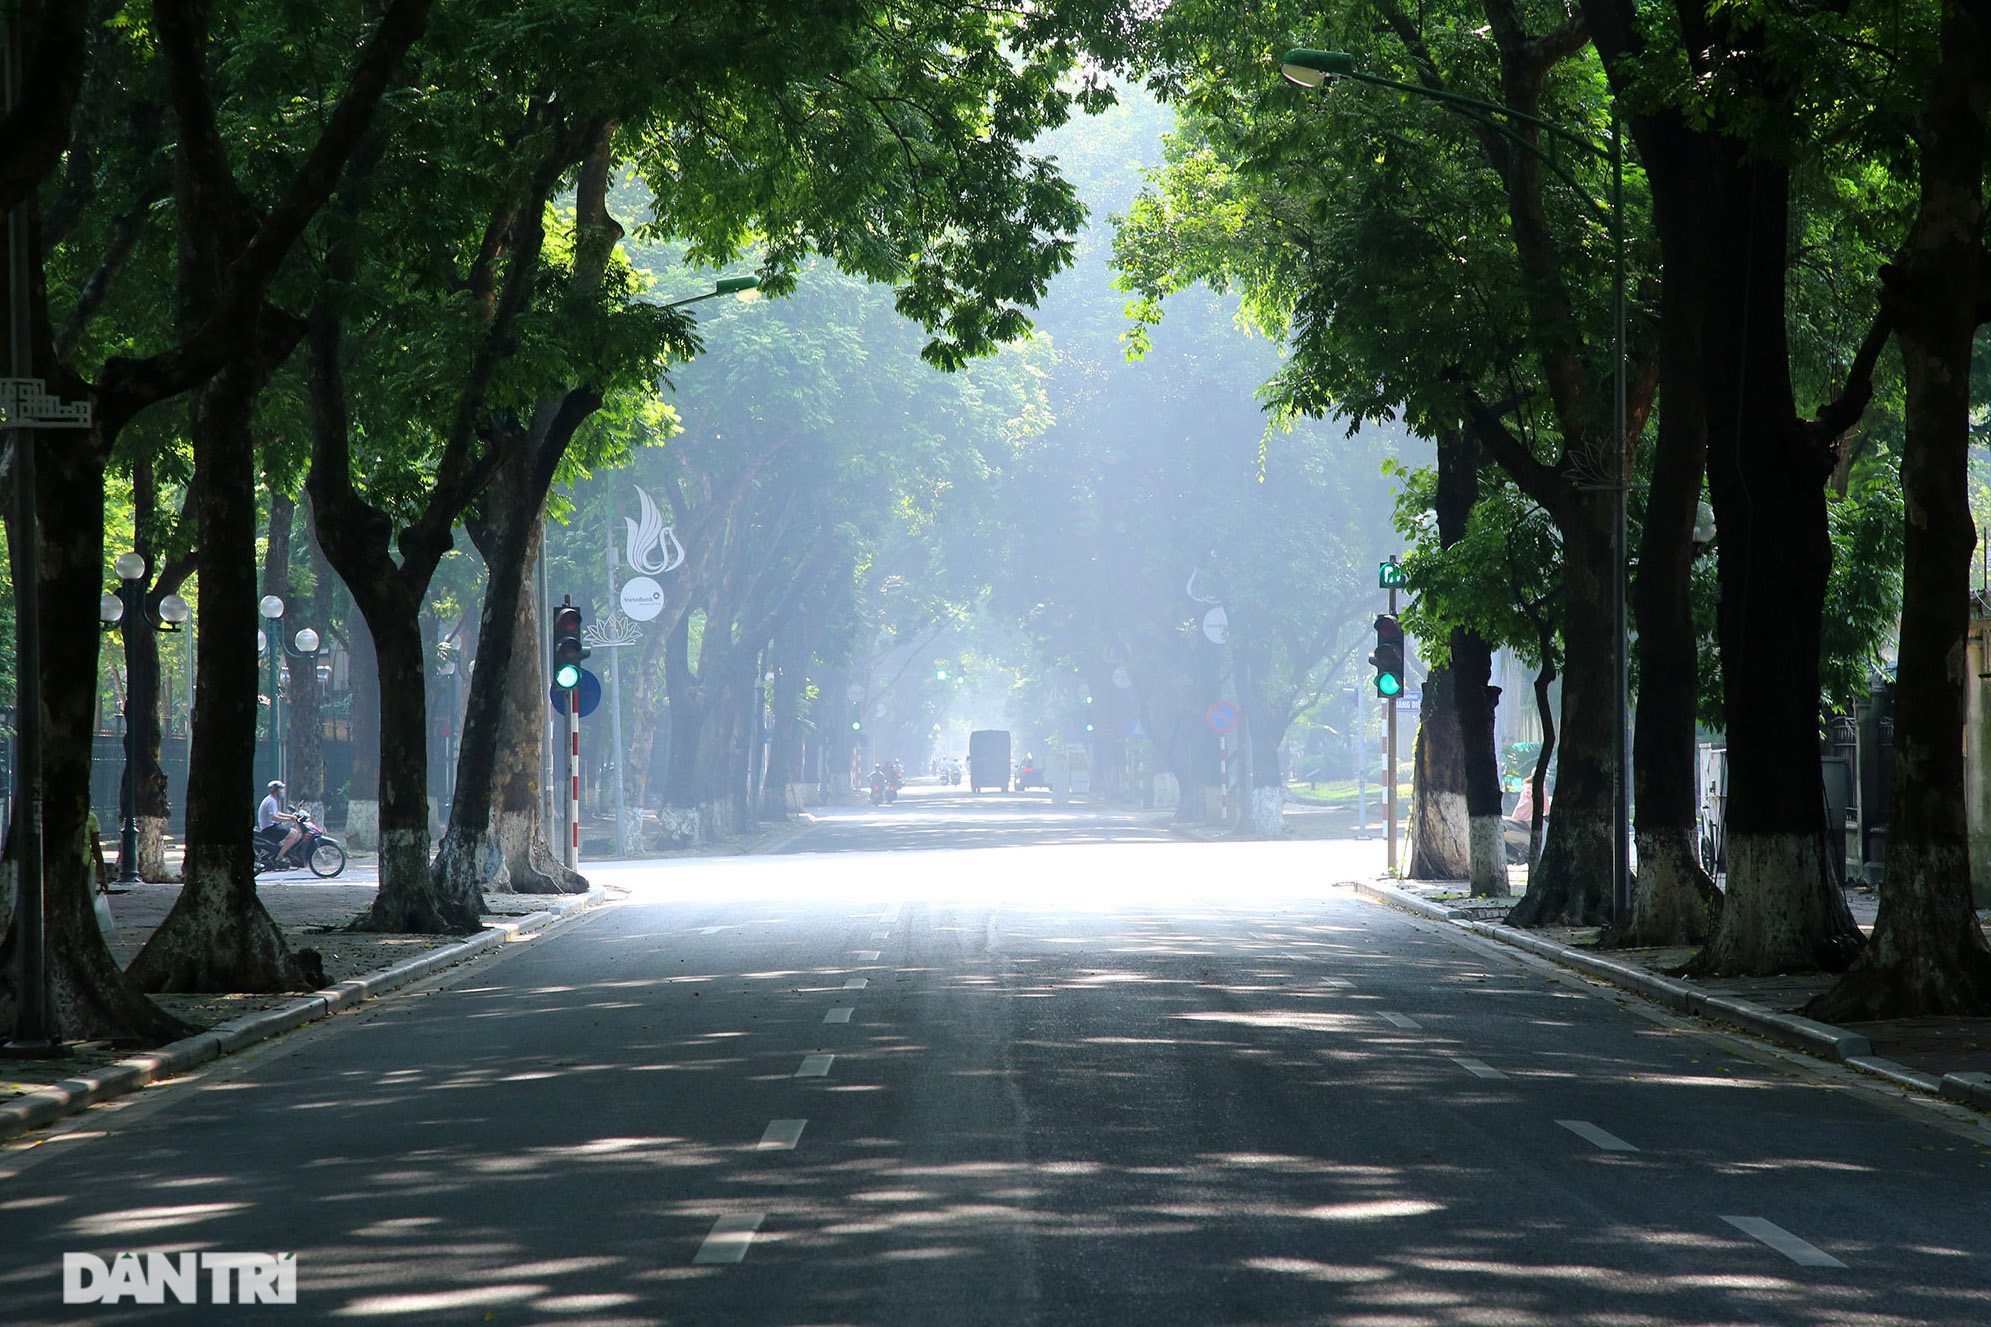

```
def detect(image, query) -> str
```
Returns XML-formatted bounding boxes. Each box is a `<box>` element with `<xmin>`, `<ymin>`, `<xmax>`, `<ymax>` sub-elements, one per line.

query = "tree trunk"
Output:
<box><xmin>1409</xmin><ymin>665</ymin><xmax>1469</xmax><ymax>878</ymax></box>
<box><xmin>129</xmin><ymin>453</ymin><xmax>171</xmax><ymax>881</ymax></box>
<box><xmin>1453</xmin><ymin>632</ymin><xmax>1509</xmax><ymax>897</ymax></box>
<box><xmin>1417</xmin><ymin>427</ymin><xmax>1502</xmax><ymax>892</ymax></box>
<box><xmin>442</xmin><ymin>420</ymin><xmax>592</xmax><ymax>898</ymax></box>
<box><xmin>1694</xmin><ymin>150</ymin><xmax>1863</xmax><ymax>975</ymax></box>
<box><xmin>1616</xmin><ymin>129</ymin><xmax>1721</xmax><ymax>946</ymax></box>
<box><xmin>0</xmin><ymin>416</ymin><xmax>188</xmax><ymax>1043</ymax></box>
<box><xmin>129</xmin><ymin>356</ymin><xmax>323</xmax><ymax>994</ymax></box>
<box><xmin>303</xmin><ymin>306</ymin><xmax>474</xmax><ymax>933</ymax></box>
<box><xmin>1528</xmin><ymin>654</ymin><xmax>1557</xmax><ymax>876</ymax></box>
<box><xmin>1507</xmin><ymin>497</ymin><xmax>1618</xmax><ymax>926</ymax></box>
<box><xmin>344</xmin><ymin>586</ymin><xmax>381</xmax><ymax>845</ymax></box>
<box><xmin>1811</xmin><ymin>2</ymin><xmax>1991</xmax><ymax>1019</ymax></box>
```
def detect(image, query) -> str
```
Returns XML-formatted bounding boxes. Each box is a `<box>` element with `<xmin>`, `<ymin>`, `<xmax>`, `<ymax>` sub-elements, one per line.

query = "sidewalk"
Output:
<box><xmin>1</xmin><ymin>873</ymin><xmax>606</xmax><ymax>1143</ymax></box>
<box><xmin>1359</xmin><ymin>876</ymin><xmax>1991</xmax><ymax>1114</ymax></box>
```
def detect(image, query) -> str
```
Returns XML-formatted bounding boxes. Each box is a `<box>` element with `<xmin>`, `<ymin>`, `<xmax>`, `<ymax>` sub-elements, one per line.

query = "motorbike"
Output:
<box><xmin>254</xmin><ymin>811</ymin><xmax>348</xmax><ymax>878</ymax></box>
<box><xmin>884</xmin><ymin>762</ymin><xmax>903</xmax><ymax>803</ymax></box>
<box><xmin>945</xmin><ymin>763</ymin><xmax>961</xmax><ymax>786</ymax></box>
<box><xmin>869</xmin><ymin>769</ymin><xmax>889</xmax><ymax>806</ymax></box>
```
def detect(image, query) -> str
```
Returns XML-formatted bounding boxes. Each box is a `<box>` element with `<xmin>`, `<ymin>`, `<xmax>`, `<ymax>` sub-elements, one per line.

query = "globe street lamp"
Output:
<box><xmin>259</xmin><ymin>595</ymin><xmax>325</xmax><ymax>791</ymax></box>
<box><xmin>101</xmin><ymin>553</ymin><xmax>189</xmax><ymax>883</ymax></box>
<box><xmin>1280</xmin><ymin>47</ymin><xmax>1631</xmax><ymax>918</ymax></box>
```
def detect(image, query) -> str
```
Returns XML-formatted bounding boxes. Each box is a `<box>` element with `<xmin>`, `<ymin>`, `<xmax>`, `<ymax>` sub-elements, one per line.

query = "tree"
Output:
<box><xmin>1811</xmin><ymin>0</ymin><xmax>1991</xmax><ymax>1018</ymax></box>
<box><xmin>1115</xmin><ymin>16</ymin><xmax>1657</xmax><ymax>888</ymax></box>
<box><xmin>2</xmin><ymin>0</ymin><xmax>434</xmax><ymax>1037</ymax></box>
<box><xmin>1392</xmin><ymin>462</ymin><xmax>1562</xmax><ymax>891</ymax></box>
<box><xmin>1577</xmin><ymin>0</ymin><xmax>1884</xmax><ymax>973</ymax></box>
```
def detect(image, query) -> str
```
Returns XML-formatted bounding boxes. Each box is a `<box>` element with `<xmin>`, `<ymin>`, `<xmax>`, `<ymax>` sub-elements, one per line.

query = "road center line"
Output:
<box><xmin>855</xmin><ymin>950</ymin><xmax>882</xmax><ymax>962</ymax></box>
<box><xmin>824</xmin><ymin>1007</ymin><xmax>854</xmax><ymax>1024</ymax></box>
<box><xmin>1556</xmin><ymin>1119</ymin><xmax>1638</xmax><ymax>1151</ymax></box>
<box><xmin>692</xmin><ymin>1213</ymin><xmax>766</xmax><ymax>1264</ymax></box>
<box><xmin>698</xmin><ymin>926</ymin><xmax>722</xmax><ymax>935</ymax></box>
<box><xmin>1451</xmin><ymin>1057</ymin><xmax>1507</xmax><ymax>1079</ymax></box>
<box><xmin>795</xmin><ymin>1054</ymin><xmax>834</xmax><ymax>1077</ymax></box>
<box><xmin>843</xmin><ymin>977</ymin><xmax>869</xmax><ymax>990</ymax></box>
<box><xmin>1720</xmin><ymin>1216</ymin><xmax>1846</xmax><ymax>1268</ymax></box>
<box><xmin>1379</xmin><ymin>1012</ymin><xmax>1421</xmax><ymax>1030</ymax></box>
<box><xmin>757</xmin><ymin>1119</ymin><xmax>806</xmax><ymax>1151</ymax></box>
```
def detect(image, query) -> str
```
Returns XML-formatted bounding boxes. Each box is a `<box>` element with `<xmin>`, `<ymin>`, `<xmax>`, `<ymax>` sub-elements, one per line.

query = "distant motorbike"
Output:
<box><xmin>884</xmin><ymin>762</ymin><xmax>903</xmax><ymax>803</ymax></box>
<box><xmin>945</xmin><ymin>763</ymin><xmax>961</xmax><ymax>786</ymax></box>
<box><xmin>254</xmin><ymin>811</ymin><xmax>347</xmax><ymax>878</ymax></box>
<box><xmin>869</xmin><ymin>769</ymin><xmax>889</xmax><ymax>806</ymax></box>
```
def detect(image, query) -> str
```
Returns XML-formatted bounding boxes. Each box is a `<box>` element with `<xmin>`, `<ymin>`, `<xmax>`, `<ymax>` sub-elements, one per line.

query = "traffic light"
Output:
<box><xmin>1370</xmin><ymin>614</ymin><xmax>1405</xmax><ymax>698</ymax></box>
<box><xmin>552</xmin><ymin>600</ymin><xmax>589</xmax><ymax>690</ymax></box>
<box><xmin>1084</xmin><ymin>693</ymin><xmax>1095</xmax><ymax>733</ymax></box>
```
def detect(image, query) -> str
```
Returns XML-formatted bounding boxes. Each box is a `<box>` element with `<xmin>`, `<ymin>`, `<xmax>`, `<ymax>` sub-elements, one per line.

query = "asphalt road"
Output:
<box><xmin>3</xmin><ymin>783</ymin><xmax>1989</xmax><ymax>1325</ymax></box>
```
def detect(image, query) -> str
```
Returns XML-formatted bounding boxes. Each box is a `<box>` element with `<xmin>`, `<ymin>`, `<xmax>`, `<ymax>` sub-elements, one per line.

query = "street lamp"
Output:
<box><xmin>1280</xmin><ymin>47</ymin><xmax>1631</xmax><ymax>918</ymax></box>
<box><xmin>660</xmin><ymin>275</ymin><xmax>761</xmax><ymax>310</ymax></box>
<box><xmin>260</xmin><ymin>596</ymin><xmax>325</xmax><ymax>791</ymax></box>
<box><xmin>101</xmin><ymin>553</ymin><xmax>189</xmax><ymax>883</ymax></box>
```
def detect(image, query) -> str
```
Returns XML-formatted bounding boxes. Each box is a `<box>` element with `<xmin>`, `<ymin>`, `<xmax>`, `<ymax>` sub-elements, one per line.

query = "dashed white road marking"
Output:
<box><xmin>1451</xmin><ymin>1057</ymin><xmax>1507</xmax><ymax>1079</ymax></box>
<box><xmin>824</xmin><ymin>1007</ymin><xmax>854</xmax><ymax>1024</ymax></box>
<box><xmin>843</xmin><ymin>977</ymin><xmax>869</xmax><ymax>990</ymax></box>
<box><xmin>757</xmin><ymin>1120</ymin><xmax>807</xmax><ymax>1151</ymax></box>
<box><xmin>699</xmin><ymin>926</ymin><xmax>723</xmax><ymax>935</ymax></box>
<box><xmin>871</xmin><ymin>930</ymin><xmax>891</xmax><ymax>940</ymax></box>
<box><xmin>795</xmin><ymin>1054</ymin><xmax>835</xmax><ymax>1078</ymax></box>
<box><xmin>881</xmin><ymin>904</ymin><xmax>902</xmax><ymax>923</ymax></box>
<box><xmin>1556</xmin><ymin>1119</ymin><xmax>1637</xmax><ymax>1152</ymax></box>
<box><xmin>855</xmin><ymin>950</ymin><xmax>882</xmax><ymax>962</ymax></box>
<box><xmin>1379</xmin><ymin>1012</ymin><xmax>1422</xmax><ymax>1030</ymax></box>
<box><xmin>1721</xmin><ymin>1216</ymin><xmax>1846</xmax><ymax>1268</ymax></box>
<box><xmin>693</xmin><ymin>1213</ymin><xmax>766</xmax><ymax>1264</ymax></box>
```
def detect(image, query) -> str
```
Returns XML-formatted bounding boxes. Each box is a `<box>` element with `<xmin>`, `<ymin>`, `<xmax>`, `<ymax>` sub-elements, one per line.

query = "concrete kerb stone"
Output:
<box><xmin>1942</xmin><ymin>1071</ymin><xmax>1991</xmax><ymax>1109</ymax></box>
<box><xmin>0</xmin><ymin>885</ymin><xmax>606</xmax><ymax>1145</ymax></box>
<box><xmin>1351</xmin><ymin>878</ymin><xmax>1898</xmax><ymax>1071</ymax></box>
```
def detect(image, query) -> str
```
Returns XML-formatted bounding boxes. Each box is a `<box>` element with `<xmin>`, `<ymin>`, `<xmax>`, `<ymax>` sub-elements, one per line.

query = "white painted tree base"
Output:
<box><xmin>344</xmin><ymin>799</ymin><xmax>380</xmax><ymax>851</ymax></box>
<box><xmin>1251</xmin><ymin>786</ymin><xmax>1286</xmax><ymax>838</ymax></box>
<box><xmin>1469</xmin><ymin>815</ymin><xmax>1510</xmax><ymax>896</ymax></box>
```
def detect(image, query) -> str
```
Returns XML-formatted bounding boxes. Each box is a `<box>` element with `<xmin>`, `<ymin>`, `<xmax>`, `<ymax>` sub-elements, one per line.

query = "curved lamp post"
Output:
<box><xmin>1280</xmin><ymin>48</ymin><xmax>1631</xmax><ymax>917</ymax></box>
<box><xmin>100</xmin><ymin>554</ymin><xmax>190</xmax><ymax>883</ymax></box>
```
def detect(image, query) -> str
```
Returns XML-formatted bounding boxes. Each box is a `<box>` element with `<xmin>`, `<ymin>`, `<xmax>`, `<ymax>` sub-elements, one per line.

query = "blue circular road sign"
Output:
<box><xmin>550</xmin><ymin>667</ymin><xmax>602</xmax><ymax>718</ymax></box>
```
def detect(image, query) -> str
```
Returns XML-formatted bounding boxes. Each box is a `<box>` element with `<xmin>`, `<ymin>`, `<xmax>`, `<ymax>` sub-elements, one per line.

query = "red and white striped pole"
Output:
<box><xmin>566</xmin><ymin>687</ymin><xmax>581</xmax><ymax>870</ymax></box>
<box><xmin>1218</xmin><ymin>733</ymin><xmax>1229</xmax><ymax>830</ymax></box>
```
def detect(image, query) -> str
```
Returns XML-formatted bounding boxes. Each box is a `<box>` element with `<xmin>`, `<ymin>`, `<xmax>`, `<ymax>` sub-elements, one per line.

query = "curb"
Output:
<box><xmin>0</xmin><ymin>886</ymin><xmax>606</xmax><ymax>1145</ymax></box>
<box><xmin>1350</xmin><ymin>880</ymin><xmax>1954</xmax><ymax>1099</ymax></box>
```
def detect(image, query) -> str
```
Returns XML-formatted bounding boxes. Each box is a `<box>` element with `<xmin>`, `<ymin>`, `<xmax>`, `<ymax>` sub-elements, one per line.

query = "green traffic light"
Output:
<box><xmin>1376</xmin><ymin>673</ymin><xmax>1403</xmax><ymax>698</ymax></box>
<box><xmin>555</xmin><ymin>663</ymin><xmax>582</xmax><ymax>689</ymax></box>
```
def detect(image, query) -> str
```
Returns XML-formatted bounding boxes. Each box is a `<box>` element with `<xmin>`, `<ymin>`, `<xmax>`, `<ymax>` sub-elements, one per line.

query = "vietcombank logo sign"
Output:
<box><xmin>64</xmin><ymin>1251</ymin><xmax>297</xmax><ymax>1304</ymax></box>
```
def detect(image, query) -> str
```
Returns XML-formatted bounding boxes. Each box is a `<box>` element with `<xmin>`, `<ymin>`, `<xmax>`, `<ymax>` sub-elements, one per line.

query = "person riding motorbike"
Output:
<box><xmin>868</xmin><ymin>764</ymin><xmax>890</xmax><ymax>805</ymax></box>
<box><xmin>257</xmin><ymin>779</ymin><xmax>304</xmax><ymax>868</ymax></box>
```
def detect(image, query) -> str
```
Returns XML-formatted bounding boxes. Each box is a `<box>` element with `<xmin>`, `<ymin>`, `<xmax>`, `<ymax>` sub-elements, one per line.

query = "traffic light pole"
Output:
<box><xmin>566</xmin><ymin>688</ymin><xmax>581</xmax><ymax>871</ymax></box>
<box><xmin>1386</xmin><ymin>582</ymin><xmax>1398</xmax><ymax>875</ymax></box>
